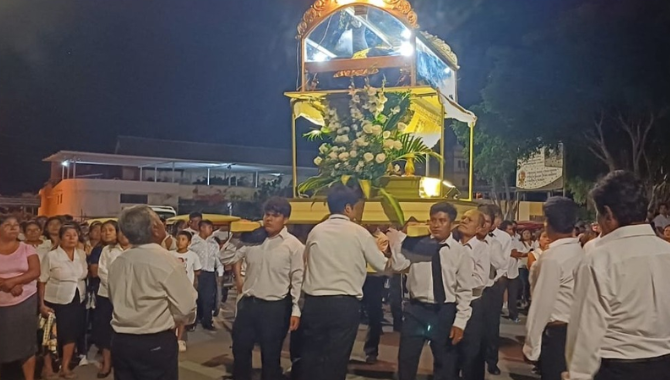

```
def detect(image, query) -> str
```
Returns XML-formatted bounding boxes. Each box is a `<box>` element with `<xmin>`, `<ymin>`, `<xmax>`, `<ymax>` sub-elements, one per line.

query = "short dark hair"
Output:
<box><xmin>327</xmin><ymin>185</ymin><xmax>360</xmax><ymax>215</ymax></box>
<box><xmin>189</xmin><ymin>212</ymin><xmax>203</xmax><ymax>220</ymax></box>
<box><xmin>101</xmin><ymin>220</ymin><xmax>119</xmax><ymax>234</ymax></box>
<box><xmin>543</xmin><ymin>196</ymin><xmax>578</xmax><ymax>234</ymax></box>
<box><xmin>199</xmin><ymin>220</ymin><xmax>214</xmax><ymax>229</ymax></box>
<box><xmin>263</xmin><ymin>197</ymin><xmax>292</xmax><ymax>218</ymax></box>
<box><xmin>58</xmin><ymin>224</ymin><xmax>80</xmax><ymax>239</ymax></box>
<box><xmin>429</xmin><ymin>202</ymin><xmax>457</xmax><ymax>222</ymax></box>
<box><xmin>24</xmin><ymin>220</ymin><xmax>41</xmax><ymax>231</ymax></box>
<box><xmin>177</xmin><ymin>231</ymin><xmax>193</xmax><ymax>241</ymax></box>
<box><xmin>500</xmin><ymin>220</ymin><xmax>514</xmax><ymax>231</ymax></box>
<box><xmin>477</xmin><ymin>204</ymin><xmax>496</xmax><ymax>223</ymax></box>
<box><xmin>590</xmin><ymin>170</ymin><xmax>648</xmax><ymax>227</ymax></box>
<box><xmin>660</xmin><ymin>203</ymin><xmax>668</xmax><ymax>209</ymax></box>
<box><xmin>43</xmin><ymin>216</ymin><xmax>63</xmax><ymax>239</ymax></box>
<box><xmin>0</xmin><ymin>215</ymin><xmax>17</xmax><ymax>226</ymax></box>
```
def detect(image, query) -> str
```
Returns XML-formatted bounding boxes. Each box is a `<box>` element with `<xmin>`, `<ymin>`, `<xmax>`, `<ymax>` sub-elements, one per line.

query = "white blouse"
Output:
<box><xmin>98</xmin><ymin>244</ymin><xmax>125</xmax><ymax>298</ymax></box>
<box><xmin>39</xmin><ymin>247</ymin><xmax>88</xmax><ymax>305</ymax></box>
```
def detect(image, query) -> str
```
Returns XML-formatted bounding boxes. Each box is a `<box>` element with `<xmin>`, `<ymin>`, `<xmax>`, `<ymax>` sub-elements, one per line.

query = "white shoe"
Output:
<box><xmin>178</xmin><ymin>340</ymin><xmax>187</xmax><ymax>353</ymax></box>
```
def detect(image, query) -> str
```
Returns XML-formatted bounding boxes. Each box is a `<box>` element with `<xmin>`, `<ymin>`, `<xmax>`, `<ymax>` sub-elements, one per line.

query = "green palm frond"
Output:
<box><xmin>394</xmin><ymin>134</ymin><xmax>443</xmax><ymax>163</ymax></box>
<box><xmin>304</xmin><ymin>129</ymin><xmax>325</xmax><ymax>141</ymax></box>
<box><xmin>297</xmin><ymin>175</ymin><xmax>335</xmax><ymax>196</ymax></box>
<box><xmin>379</xmin><ymin>188</ymin><xmax>405</xmax><ymax>225</ymax></box>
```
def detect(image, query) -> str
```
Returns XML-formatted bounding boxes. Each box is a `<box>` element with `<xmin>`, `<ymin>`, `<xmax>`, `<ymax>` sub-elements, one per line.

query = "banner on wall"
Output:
<box><xmin>516</xmin><ymin>144</ymin><xmax>564</xmax><ymax>191</ymax></box>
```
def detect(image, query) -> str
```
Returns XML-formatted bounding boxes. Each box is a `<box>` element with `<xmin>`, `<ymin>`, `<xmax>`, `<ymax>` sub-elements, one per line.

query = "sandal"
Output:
<box><xmin>96</xmin><ymin>371</ymin><xmax>112</xmax><ymax>379</ymax></box>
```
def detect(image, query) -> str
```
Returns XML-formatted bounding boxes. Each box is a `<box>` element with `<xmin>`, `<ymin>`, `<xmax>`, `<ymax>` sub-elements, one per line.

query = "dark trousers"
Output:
<box><xmin>595</xmin><ymin>354</ymin><xmax>670</xmax><ymax>380</ymax></box>
<box><xmin>389</xmin><ymin>274</ymin><xmax>404</xmax><ymax>331</ymax></box>
<box><xmin>362</xmin><ymin>276</ymin><xmax>385</xmax><ymax>358</ymax></box>
<box><xmin>539</xmin><ymin>324</ymin><xmax>567</xmax><ymax>380</ymax></box>
<box><xmin>505</xmin><ymin>276</ymin><xmax>520</xmax><ymax>320</ymax></box>
<box><xmin>482</xmin><ymin>279</ymin><xmax>505</xmax><ymax>369</ymax></box>
<box><xmin>300</xmin><ymin>295</ymin><xmax>360</xmax><ymax>380</ymax></box>
<box><xmin>232</xmin><ymin>297</ymin><xmax>291</xmax><ymax>380</ymax></box>
<box><xmin>196</xmin><ymin>271</ymin><xmax>217</xmax><ymax>328</ymax></box>
<box><xmin>518</xmin><ymin>268</ymin><xmax>530</xmax><ymax>304</ymax></box>
<box><xmin>456</xmin><ymin>298</ymin><xmax>485</xmax><ymax>380</ymax></box>
<box><xmin>398</xmin><ymin>301</ymin><xmax>458</xmax><ymax>380</ymax></box>
<box><xmin>111</xmin><ymin>330</ymin><xmax>178</xmax><ymax>380</ymax></box>
<box><xmin>289</xmin><ymin>326</ymin><xmax>304</xmax><ymax>380</ymax></box>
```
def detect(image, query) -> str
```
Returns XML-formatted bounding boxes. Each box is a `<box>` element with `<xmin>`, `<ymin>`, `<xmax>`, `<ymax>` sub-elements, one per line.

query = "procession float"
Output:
<box><xmin>285</xmin><ymin>0</ymin><xmax>478</xmax><ymax>225</ymax></box>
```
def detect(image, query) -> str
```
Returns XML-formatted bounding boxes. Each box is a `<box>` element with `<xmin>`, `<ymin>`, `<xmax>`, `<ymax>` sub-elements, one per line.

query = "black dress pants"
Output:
<box><xmin>112</xmin><ymin>330</ymin><xmax>178</xmax><ymax>380</ymax></box>
<box><xmin>482</xmin><ymin>279</ymin><xmax>505</xmax><ymax>369</ymax></box>
<box><xmin>232</xmin><ymin>297</ymin><xmax>291</xmax><ymax>380</ymax></box>
<box><xmin>456</xmin><ymin>297</ymin><xmax>485</xmax><ymax>380</ymax></box>
<box><xmin>595</xmin><ymin>354</ymin><xmax>670</xmax><ymax>380</ymax></box>
<box><xmin>539</xmin><ymin>324</ymin><xmax>567</xmax><ymax>380</ymax></box>
<box><xmin>197</xmin><ymin>271</ymin><xmax>217</xmax><ymax>328</ymax></box>
<box><xmin>300</xmin><ymin>295</ymin><xmax>360</xmax><ymax>380</ymax></box>
<box><xmin>389</xmin><ymin>274</ymin><xmax>404</xmax><ymax>331</ymax></box>
<box><xmin>362</xmin><ymin>275</ymin><xmax>385</xmax><ymax>358</ymax></box>
<box><xmin>505</xmin><ymin>276</ymin><xmax>521</xmax><ymax>320</ymax></box>
<box><xmin>397</xmin><ymin>301</ymin><xmax>458</xmax><ymax>380</ymax></box>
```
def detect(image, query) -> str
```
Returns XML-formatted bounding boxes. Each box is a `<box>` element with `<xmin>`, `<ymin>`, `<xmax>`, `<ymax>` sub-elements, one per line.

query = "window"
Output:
<box><xmin>120</xmin><ymin>194</ymin><xmax>148</xmax><ymax>204</ymax></box>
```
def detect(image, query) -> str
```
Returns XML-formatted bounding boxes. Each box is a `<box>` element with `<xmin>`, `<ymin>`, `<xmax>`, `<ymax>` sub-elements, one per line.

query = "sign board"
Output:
<box><xmin>516</xmin><ymin>144</ymin><xmax>564</xmax><ymax>191</ymax></box>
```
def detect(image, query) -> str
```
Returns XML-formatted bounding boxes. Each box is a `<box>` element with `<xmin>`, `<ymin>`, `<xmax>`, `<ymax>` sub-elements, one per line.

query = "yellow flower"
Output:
<box><xmin>364</xmin><ymin>152</ymin><xmax>375</xmax><ymax>162</ymax></box>
<box><xmin>314</xmin><ymin>157</ymin><xmax>323</xmax><ymax>166</ymax></box>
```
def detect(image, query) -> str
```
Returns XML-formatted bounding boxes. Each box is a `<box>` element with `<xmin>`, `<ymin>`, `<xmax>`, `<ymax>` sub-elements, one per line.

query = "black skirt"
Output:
<box><xmin>93</xmin><ymin>296</ymin><xmax>114</xmax><ymax>349</ymax></box>
<box><xmin>0</xmin><ymin>294</ymin><xmax>38</xmax><ymax>363</ymax></box>
<box><xmin>45</xmin><ymin>289</ymin><xmax>86</xmax><ymax>349</ymax></box>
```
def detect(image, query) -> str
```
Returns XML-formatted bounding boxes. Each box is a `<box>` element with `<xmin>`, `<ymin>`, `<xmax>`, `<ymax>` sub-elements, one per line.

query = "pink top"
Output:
<box><xmin>0</xmin><ymin>242</ymin><xmax>38</xmax><ymax>307</ymax></box>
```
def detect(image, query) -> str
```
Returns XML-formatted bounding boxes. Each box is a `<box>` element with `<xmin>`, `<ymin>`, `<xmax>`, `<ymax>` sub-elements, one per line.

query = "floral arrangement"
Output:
<box><xmin>298</xmin><ymin>80</ymin><xmax>442</xmax><ymax>223</ymax></box>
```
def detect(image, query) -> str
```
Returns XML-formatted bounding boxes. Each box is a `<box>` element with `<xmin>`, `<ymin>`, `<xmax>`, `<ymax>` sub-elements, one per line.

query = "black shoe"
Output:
<box><xmin>488</xmin><ymin>365</ymin><xmax>501</xmax><ymax>375</ymax></box>
<box><xmin>365</xmin><ymin>355</ymin><xmax>378</xmax><ymax>364</ymax></box>
<box><xmin>202</xmin><ymin>324</ymin><xmax>216</xmax><ymax>331</ymax></box>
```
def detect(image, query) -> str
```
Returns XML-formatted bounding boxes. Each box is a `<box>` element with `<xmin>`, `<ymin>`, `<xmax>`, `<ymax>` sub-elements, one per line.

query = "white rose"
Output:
<box><xmin>351</xmin><ymin>124</ymin><xmax>359</xmax><ymax>131</ymax></box>
<box><xmin>367</xmin><ymin>87</ymin><xmax>378</xmax><ymax>96</ymax></box>
<box><xmin>391</xmin><ymin>106</ymin><xmax>401</xmax><ymax>115</ymax></box>
<box><xmin>363</xmin><ymin>152</ymin><xmax>375</xmax><ymax>162</ymax></box>
<box><xmin>363</xmin><ymin>123</ymin><xmax>374</xmax><ymax>134</ymax></box>
<box><xmin>383</xmin><ymin>139</ymin><xmax>395</xmax><ymax>149</ymax></box>
<box><xmin>394</xmin><ymin>140</ymin><xmax>403</xmax><ymax>150</ymax></box>
<box><xmin>371</xmin><ymin>125</ymin><xmax>383</xmax><ymax>136</ymax></box>
<box><xmin>350</xmin><ymin>151</ymin><xmax>358</xmax><ymax>158</ymax></box>
<box><xmin>375</xmin><ymin>153</ymin><xmax>387</xmax><ymax>164</ymax></box>
<box><xmin>352</xmin><ymin>95</ymin><xmax>361</xmax><ymax>103</ymax></box>
<box><xmin>334</xmin><ymin>135</ymin><xmax>349</xmax><ymax>144</ymax></box>
<box><xmin>319</xmin><ymin>144</ymin><xmax>329</xmax><ymax>154</ymax></box>
<box><xmin>397</xmin><ymin>122</ymin><xmax>408</xmax><ymax>133</ymax></box>
<box><xmin>356</xmin><ymin>137</ymin><xmax>369</xmax><ymax>147</ymax></box>
<box><xmin>314</xmin><ymin>157</ymin><xmax>323</xmax><ymax>166</ymax></box>
<box><xmin>335</xmin><ymin>163</ymin><xmax>341</xmax><ymax>169</ymax></box>
<box><xmin>382</xmin><ymin>131</ymin><xmax>391</xmax><ymax>139</ymax></box>
<box><xmin>328</xmin><ymin>152</ymin><xmax>338</xmax><ymax>160</ymax></box>
<box><xmin>378</xmin><ymin>94</ymin><xmax>387</xmax><ymax>104</ymax></box>
<box><xmin>338</xmin><ymin>152</ymin><xmax>350</xmax><ymax>161</ymax></box>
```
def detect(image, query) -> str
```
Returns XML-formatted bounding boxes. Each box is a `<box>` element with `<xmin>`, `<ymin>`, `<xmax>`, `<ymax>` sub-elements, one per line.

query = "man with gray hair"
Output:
<box><xmin>108</xmin><ymin>206</ymin><xmax>197</xmax><ymax>380</ymax></box>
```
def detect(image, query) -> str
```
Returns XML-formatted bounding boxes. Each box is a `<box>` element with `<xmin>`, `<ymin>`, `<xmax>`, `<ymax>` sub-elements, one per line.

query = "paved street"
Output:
<box><xmin>3</xmin><ymin>292</ymin><xmax>537</xmax><ymax>380</ymax></box>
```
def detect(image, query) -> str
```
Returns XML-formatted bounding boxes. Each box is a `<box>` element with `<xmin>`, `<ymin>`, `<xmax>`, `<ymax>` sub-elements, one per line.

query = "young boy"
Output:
<box><xmin>171</xmin><ymin>230</ymin><xmax>202</xmax><ymax>352</ymax></box>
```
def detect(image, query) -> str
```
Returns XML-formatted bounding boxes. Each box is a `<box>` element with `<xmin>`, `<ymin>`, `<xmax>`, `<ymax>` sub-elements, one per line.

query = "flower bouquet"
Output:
<box><xmin>298</xmin><ymin>80</ymin><xmax>442</xmax><ymax>224</ymax></box>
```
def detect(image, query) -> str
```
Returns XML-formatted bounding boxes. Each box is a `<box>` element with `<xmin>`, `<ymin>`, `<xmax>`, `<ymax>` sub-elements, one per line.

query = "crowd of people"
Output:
<box><xmin>1</xmin><ymin>169</ymin><xmax>670</xmax><ymax>380</ymax></box>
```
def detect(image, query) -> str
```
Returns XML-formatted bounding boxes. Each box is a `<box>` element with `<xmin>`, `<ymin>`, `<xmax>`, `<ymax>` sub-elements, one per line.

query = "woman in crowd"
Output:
<box><xmin>0</xmin><ymin>215</ymin><xmax>41</xmax><ymax>380</ymax></box>
<box><xmin>86</xmin><ymin>222</ymin><xmax>102</xmax><ymax>255</ymax></box>
<box><xmin>527</xmin><ymin>229</ymin><xmax>550</xmax><ymax>293</ymax></box>
<box><xmin>40</xmin><ymin>217</ymin><xmax>62</xmax><ymax>254</ymax></box>
<box><xmin>24</xmin><ymin>221</ymin><xmax>45</xmax><ymax>249</ymax></box>
<box><xmin>39</xmin><ymin>225</ymin><xmax>88</xmax><ymax>379</ymax></box>
<box><xmin>516</xmin><ymin>229</ymin><xmax>534</xmax><ymax>309</ymax></box>
<box><xmin>93</xmin><ymin>221</ymin><xmax>130</xmax><ymax>378</ymax></box>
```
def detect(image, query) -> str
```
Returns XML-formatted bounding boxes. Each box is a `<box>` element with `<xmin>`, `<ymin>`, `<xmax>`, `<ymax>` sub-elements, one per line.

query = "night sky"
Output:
<box><xmin>0</xmin><ymin>0</ymin><xmax>486</xmax><ymax>195</ymax></box>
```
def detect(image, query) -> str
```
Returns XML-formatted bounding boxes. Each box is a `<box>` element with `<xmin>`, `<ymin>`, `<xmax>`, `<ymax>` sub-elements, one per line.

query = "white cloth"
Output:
<box><xmin>388</xmin><ymin>230</ymin><xmax>473</xmax><ymax>330</ymax></box>
<box><xmin>653</xmin><ymin>214</ymin><xmax>670</xmax><ymax>229</ymax></box>
<box><xmin>220</xmin><ymin>227</ymin><xmax>305</xmax><ymax>316</ymax></box>
<box><xmin>39</xmin><ymin>247</ymin><xmax>88</xmax><ymax>305</ymax></box>
<box><xmin>491</xmin><ymin>229</ymin><xmax>511</xmax><ymax>280</ymax></box>
<box><xmin>582</xmin><ymin>235</ymin><xmax>601</xmax><ymax>254</ymax></box>
<box><xmin>36</xmin><ymin>240</ymin><xmax>54</xmax><ymax>263</ymax></box>
<box><xmin>212</xmin><ymin>230</ymin><xmax>231</xmax><ymax>242</ymax></box>
<box><xmin>484</xmin><ymin>235</ymin><xmax>506</xmax><ymax>287</ymax></box>
<box><xmin>516</xmin><ymin>241</ymin><xmax>532</xmax><ymax>268</ymax></box>
<box><xmin>189</xmin><ymin>234</ymin><xmax>223</xmax><ymax>276</ymax></box>
<box><xmin>523</xmin><ymin>238</ymin><xmax>583</xmax><ymax>361</ymax></box>
<box><xmin>566</xmin><ymin>225</ymin><xmax>670</xmax><ymax>380</ymax></box>
<box><xmin>528</xmin><ymin>247</ymin><xmax>544</xmax><ymax>294</ymax></box>
<box><xmin>98</xmin><ymin>244</ymin><xmax>125</xmax><ymax>298</ymax></box>
<box><xmin>302</xmin><ymin>215</ymin><xmax>388</xmax><ymax>299</ymax></box>
<box><xmin>463</xmin><ymin>237</ymin><xmax>489</xmax><ymax>299</ymax></box>
<box><xmin>171</xmin><ymin>250</ymin><xmax>202</xmax><ymax>285</ymax></box>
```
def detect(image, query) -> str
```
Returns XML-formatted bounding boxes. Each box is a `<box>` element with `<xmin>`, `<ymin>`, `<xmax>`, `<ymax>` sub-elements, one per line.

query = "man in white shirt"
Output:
<box><xmin>108</xmin><ymin>206</ymin><xmax>197</xmax><ymax>380</ymax></box>
<box><xmin>454</xmin><ymin>209</ymin><xmax>490</xmax><ymax>380</ymax></box>
<box><xmin>388</xmin><ymin>202</ymin><xmax>473</xmax><ymax>380</ymax></box>
<box><xmin>479</xmin><ymin>204</ymin><xmax>511</xmax><ymax>376</ymax></box>
<box><xmin>189</xmin><ymin>219</ymin><xmax>223</xmax><ymax>330</ymax></box>
<box><xmin>500</xmin><ymin>220</ymin><xmax>522</xmax><ymax>323</ymax></box>
<box><xmin>522</xmin><ymin>197</ymin><xmax>582</xmax><ymax>380</ymax></box>
<box><xmin>220</xmin><ymin>197</ymin><xmax>304</xmax><ymax>380</ymax></box>
<box><xmin>565</xmin><ymin>171</ymin><xmax>670</xmax><ymax>380</ymax></box>
<box><xmin>183</xmin><ymin>211</ymin><xmax>202</xmax><ymax>236</ymax></box>
<box><xmin>300</xmin><ymin>185</ymin><xmax>389</xmax><ymax>380</ymax></box>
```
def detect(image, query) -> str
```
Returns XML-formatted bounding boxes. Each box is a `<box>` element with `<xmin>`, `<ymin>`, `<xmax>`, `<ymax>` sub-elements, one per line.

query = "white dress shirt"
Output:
<box><xmin>484</xmin><ymin>235</ymin><xmax>506</xmax><ymax>287</ymax></box>
<box><xmin>388</xmin><ymin>231</ymin><xmax>473</xmax><ymax>330</ymax></box>
<box><xmin>39</xmin><ymin>247</ymin><xmax>88</xmax><ymax>305</ymax></box>
<box><xmin>463</xmin><ymin>237</ymin><xmax>489</xmax><ymax>299</ymax></box>
<box><xmin>302</xmin><ymin>215</ymin><xmax>388</xmax><ymax>299</ymax></box>
<box><xmin>97</xmin><ymin>244</ymin><xmax>125</xmax><ymax>298</ymax></box>
<box><xmin>566</xmin><ymin>225</ymin><xmax>670</xmax><ymax>380</ymax></box>
<box><xmin>189</xmin><ymin>234</ymin><xmax>223</xmax><ymax>276</ymax></box>
<box><xmin>220</xmin><ymin>227</ymin><xmax>305</xmax><ymax>317</ymax></box>
<box><xmin>506</xmin><ymin>235</ymin><xmax>521</xmax><ymax>280</ymax></box>
<box><xmin>582</xmin><ymin>235</ymin><xmax>601</xmax><ymax>254</ymax></box>
<box><xmin>523</xmin><ymin>237</ymin><xmax>583</xmax><ymax>361</ymax></box>
<box><xmin>528</xmin><ymin>247</ymin><xmax>544</xmax><ymax>294</ymax></box>
<box><xmin>109</xmin><ymin>243</ymin><xmax>197</xmax><ymax>334</ymax></box>
<box><xmin>491</xmin><ymin>229</ymin><xmax>511</xmax><ymax>281</ymax></box>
